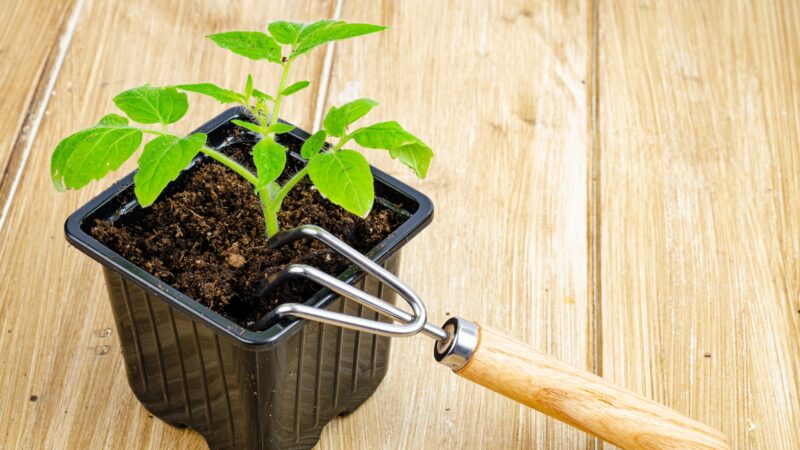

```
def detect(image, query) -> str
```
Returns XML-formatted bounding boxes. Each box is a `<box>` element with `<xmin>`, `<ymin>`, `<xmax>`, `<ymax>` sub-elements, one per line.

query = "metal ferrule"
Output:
<box><xmin>433</xmin><ymin>317</ymin><xmax>479</xmax><ymax>371</ymax></box>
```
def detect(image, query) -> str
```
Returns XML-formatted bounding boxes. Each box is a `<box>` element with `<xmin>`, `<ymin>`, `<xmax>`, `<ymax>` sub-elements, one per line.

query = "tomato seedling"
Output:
<box><xmin>51</xmin><ymin>19</ymin><xmax>434</xmax><ymax>237</ymax></box>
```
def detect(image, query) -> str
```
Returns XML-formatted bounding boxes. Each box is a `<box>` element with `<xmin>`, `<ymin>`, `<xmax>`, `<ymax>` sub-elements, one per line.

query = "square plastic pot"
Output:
<box><xmin>64</xmin><ymin>108</ymin><xmax>433</xmax><ymax>450</ymax></box>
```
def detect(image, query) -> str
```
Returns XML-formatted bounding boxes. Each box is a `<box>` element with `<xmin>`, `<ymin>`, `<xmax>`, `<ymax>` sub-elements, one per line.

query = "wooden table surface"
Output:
<box><xmin>1</xmin><ymin>0</ymin><xmax>798</xmax><ymax>448</ymax></box>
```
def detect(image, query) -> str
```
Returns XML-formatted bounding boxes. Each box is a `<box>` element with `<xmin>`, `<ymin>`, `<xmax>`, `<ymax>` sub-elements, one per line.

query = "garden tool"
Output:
<box><xmin>253</xmin><ymin>225</ymin><xmax>729</xmax><ymax>450</ymax></box>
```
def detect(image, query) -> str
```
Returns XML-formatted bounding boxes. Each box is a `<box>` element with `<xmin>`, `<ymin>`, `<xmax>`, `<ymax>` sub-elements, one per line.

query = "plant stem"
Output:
<box><xmin>251</xmin><ymin>59</ymin><xmax>295</xmax><ymax>238</ymax></box>
<box><xmin>141</xmin><ymin>128</ymin><xmax>168</xmax><ymax>136</ymax></box>
<box><xmin>273</xmin><ymin>167</ymin><xmax>308</xmax><ymax>210</ymax></box>
<box><xmin>260</xmin><ymin>132</ymin><xmax>347</xmax><ymax>227</ymax></box>
<box><xmin>203</xmin><ymin>136</ymin><xmax>277</xmax><ymax>236</ymax></box>
<box><xmin>258</xmin><ymin>167</ymin><xmax>308</xmax><ymax>239</ymax></box>
<box><xmin>330</xmin><ymin>132</ymin><xmax>353</xmax><ymax>152</ymax></box>
<box><xmin>269</xmin><ymin>60</ymin><xmax>293</xmax><ymax>127</ymax></box>
<box><xmin>261</xmin><ymin>194</ymin><xmax>280</xmax><ymax>237</ymax></box>
<box><xmin>199</xmin><ymin>146</ymin><xmax>258</xmax><ymax>186</ymax></box>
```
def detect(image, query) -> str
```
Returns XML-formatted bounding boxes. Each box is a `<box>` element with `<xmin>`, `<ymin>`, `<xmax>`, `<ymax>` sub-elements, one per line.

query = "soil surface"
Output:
<box><xmin>91</xmin><ymin>132</ymin><xmax>402</xmax><ymax>328</ymax></box>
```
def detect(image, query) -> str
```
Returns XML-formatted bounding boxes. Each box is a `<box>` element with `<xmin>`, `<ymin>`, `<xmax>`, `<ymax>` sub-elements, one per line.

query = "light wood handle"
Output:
<box><xmin>457</xmin><ymin>324</ymin><xmax>729</xmax><ymax>450</ymax></box>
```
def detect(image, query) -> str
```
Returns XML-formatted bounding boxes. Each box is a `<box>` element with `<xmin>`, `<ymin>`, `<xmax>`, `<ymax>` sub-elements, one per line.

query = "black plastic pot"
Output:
<box><xmin>65</xmin><ymin>108</ymin><xmax>433</xmax><ymax>450</ymax></box>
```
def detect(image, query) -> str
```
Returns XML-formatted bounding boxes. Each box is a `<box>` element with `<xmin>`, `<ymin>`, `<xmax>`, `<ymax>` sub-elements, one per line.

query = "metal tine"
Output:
<box><xmin>256</xmin><ymin>265</ymin><xmax>407</xmax><ymax>324</ymax></box>
<box><xmin>253</xmin><ymin>225</ymin><xmax>448</xmax><ymax>341</ymax></box>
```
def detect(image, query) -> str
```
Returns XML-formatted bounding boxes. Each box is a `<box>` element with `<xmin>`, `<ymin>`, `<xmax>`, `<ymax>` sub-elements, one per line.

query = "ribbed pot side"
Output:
<box><xmin>103</xmin><ymin>255</ymin><xmax>399</xmax><ymax>450</ymax></box>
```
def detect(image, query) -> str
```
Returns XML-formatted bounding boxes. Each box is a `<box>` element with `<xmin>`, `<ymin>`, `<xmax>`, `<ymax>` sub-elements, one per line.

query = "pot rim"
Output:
<box><xmin>64</xmin><ymin>107</ymin><xmax>433</xmax><ymax>348</ymax></box>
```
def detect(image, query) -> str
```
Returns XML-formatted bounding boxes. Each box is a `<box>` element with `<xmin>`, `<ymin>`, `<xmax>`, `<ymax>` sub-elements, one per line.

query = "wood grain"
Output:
<box><xmin>598</xmin><ymin>0</ymin><xmax>800</xmax><ymax>448</ymax></box>
<box><xmin>2</xmin><ymin>0</ymin><xmax>799</xmax><ymax>448</ymax></box>
<box><xmin>0</xmin><ymin>0</ymin><xmax>76</xmax><ymax>206</ymax></box>
<box><xmin>316</xmin><ymin>1</ymin><xmax>592</xmax><ymax>449</ymax></box>
<box><xmin>0</xmin><ymin>1</ymin><xmax>334</xmax><ymax>448</ymax></box>
<box><xmin>458</xmin><ymin>325</ymin><xmax>728</xmax><ymax>449</ymax></box>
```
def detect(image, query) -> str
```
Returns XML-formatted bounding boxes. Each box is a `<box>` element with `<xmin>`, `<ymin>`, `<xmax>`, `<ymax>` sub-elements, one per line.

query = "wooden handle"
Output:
<box><xmin>457</xmin><ymin>324</ymin><xmax>729</xmax><ymax>450</ymax></box>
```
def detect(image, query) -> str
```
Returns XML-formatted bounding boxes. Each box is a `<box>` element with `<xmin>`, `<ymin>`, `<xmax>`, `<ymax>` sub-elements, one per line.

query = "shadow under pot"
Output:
<box><xmin>65</xmin><ymin>107</ymin><xmax>433</xmax><ymax>450</ymax></box>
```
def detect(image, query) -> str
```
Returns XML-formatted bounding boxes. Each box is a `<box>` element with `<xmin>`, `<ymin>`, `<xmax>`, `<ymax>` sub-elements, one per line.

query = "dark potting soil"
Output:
<box><xmin>90</xmin><ymin>132</ymin><xmax>402</xmax><ymax>327</ymax></box>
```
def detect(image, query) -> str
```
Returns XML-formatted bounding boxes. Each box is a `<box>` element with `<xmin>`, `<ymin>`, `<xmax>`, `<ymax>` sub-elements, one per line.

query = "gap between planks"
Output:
<box><xmin>588</xmin><ymin>0</ymin><xmax>602</xmax><ymax>380</ymax></box>
<box><xmin>312</xmin><ymin>0</ymin><xmax>344</xmax><ymax>131</ymax></box>
<box><xmin>0</xmin><ymin>0</ymin><xmax>86</xmax><ymax>231</ymax></box>
<box><xmin>588</xmin><ymin>0</ymin><xmax>602</xmax><ymax>448</ymax></box>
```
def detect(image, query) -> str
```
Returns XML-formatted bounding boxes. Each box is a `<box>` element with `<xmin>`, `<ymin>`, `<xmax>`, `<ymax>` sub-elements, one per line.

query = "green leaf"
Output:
<box><xmin>113</xmin><ymin>85</ymin><xmax>189</xmax><ymax>125</ymax></box>
<box><xmin>307</xmin><ymin>149</ymin><xmax>374</xmax><ymax>217</ymax></box>
<box><xmin>253</xmin><ymin>138</ymin><xmax>287</xmax><ymax>191</ymax></box>
<box><xmin>60</xmin><ymin>117</ymin><xmax>143</xmax><ymax>190</ymax></box>
<box><xmin>175</xmin><ymin>83</ymin><xmax>243</xmax><ymax>104</ymax></box>
<box><xmin>245</xmin><ymin>74</ymin><xmax>254</xmax><ymax>99</ymax></box>
<box><xmin>207</xmin><ymin>31</ymin><xmax>281</xmax><ymax>62</ymax></box>
<box><xmin>301</xmin><ymin>130</ymin><xmax>327</xmax><ymax>159</ymax></box>
<box><xmin>134</xmin><ymin>133</ymin><xmax>207</xmax><ymax>206</ymax></box>
<box><xmin>389</xmin><ymin>142</ymin><xmax>433</xmax><ymax>178</ymax></box>
<box><xmin>297</xmin><ymin>20</ymin><xmax>338</xmax><ymax>41</ymax></box>
<box><xmin>51</xmin><ymin>129</ymin><xmax>93</xmax><ymax>191</ymax></box>
<box><xmin>252</xmin><ymin>89</ymin><xmax>275</xmax><ymax>102</ymax></box>
<box><xmin>281</xmin><ymin>80</ymin><xmax>309</xmax><ymax>96</ymax></box>
<box><xmin>268</xmin><ymin>20</ymin><xmax>303</xmax><ymax>45</ymax></box>
<box><xmin>351</xmin><ymin>121</ymin><xmax>419</xmax><ymax>149</ymax></box>
<box><xmin>293</xmin><ymin>21</ymin><xmax>386</xmax><ymax>58</ymax></box>
<box><xmin>232</xmin><ymin>119</ymin><xmax>263</xmax><ymax>134</ymax></box>
<box><xmin>351</xmin><ymin>121</ymin><xmax>433</xmax><ymax>178</ymax></box>
<box><xmin>266</xmin><ymin>181</ymin><xmax>281</xmax><ymax>200</ymax></box>
<box><xmin>253</xmin><ymin>97</ymin><xmax>269</xmax><ymax>120</ymax></box>
<box><xmin>52</xmin><ymin>114</ymin><xmax>137</xmax><ymax>190</ymax></box>
<box><xmin>266</xmin><ymin>122</ymin><xmax>296</xmax><ymax>134</ymax></box>
<box><xmin>97</xmin><ymin>114</ymin><xmax>130</xmax><ymax>127</ymax></box>
<box><xmin>322</xmin><ymin>98</ymin><xmax>378</xmax><ymax>137</ymax></box>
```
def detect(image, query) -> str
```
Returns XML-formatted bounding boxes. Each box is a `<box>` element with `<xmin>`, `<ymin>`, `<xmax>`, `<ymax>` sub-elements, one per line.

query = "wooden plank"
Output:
<box><xmin>599</xmin><ymin>0</ymin><xmax>800</xmax><ymax>448</ymax></box>
<box><xmin>0</xmin><ymin>0</ymin><xmax>76</xmax><ymax>212</ymax></box>
<box><xmin>0</xmin><ymin>1</ymin><xmax>332</xmax><ymax>448</ymax></box>
<box><xmin>317</xmin><ymin>1</ymin><xmax>593</xmax><ymax>448</ymax></box>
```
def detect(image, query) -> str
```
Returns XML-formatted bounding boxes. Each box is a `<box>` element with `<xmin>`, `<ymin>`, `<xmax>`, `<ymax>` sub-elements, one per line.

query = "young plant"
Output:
<box><xmin>51</xmin><ymin>19</ymin><xmax>434</xmax><ymax>238</ymax></box>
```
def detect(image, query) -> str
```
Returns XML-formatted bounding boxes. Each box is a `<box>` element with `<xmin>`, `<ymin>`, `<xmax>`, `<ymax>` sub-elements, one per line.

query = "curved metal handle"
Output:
<box><xmin>253</xmin><ymin>225</ymin><xmax>447</xmax><ymax>340</ymax></box>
